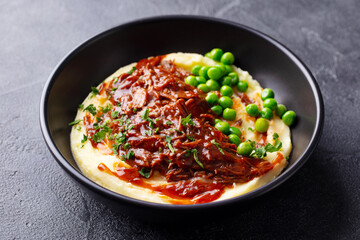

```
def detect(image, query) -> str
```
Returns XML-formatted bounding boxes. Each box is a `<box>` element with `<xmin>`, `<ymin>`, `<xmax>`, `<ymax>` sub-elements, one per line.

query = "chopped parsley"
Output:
<box><xmin>186</xmin><ymin>135</ymin><xmax>195</xmax><ymax>141</ymax></box>
<box><xmin>133</xmin><ymin>108</ymin><xmax>137</xmax><ymax>113</ymax></box>
<box><xmin>127</xmin><ymin>66</ymin><xmax>137</xmax><ymax>75</ymax></box>
<box><xmin>141</xmin><ymin>108</ymin><xmax>149</xmax><ymax>120</ymax></box>
<box><xmin>174</xmin><ymin>129</ymin><xmax>183</xmax><ymax>134</ymax></box>
<box><xmin>123</xmin><ymin>142</ymin><xmax>131</xmax><ymax>150</ymax></box>
<box><xmin>92</xmin><ymin>129</ymin><xmax>107</xmax><ymax>143</ymax></box>
<box><xmin>144</xmin><ymin>130</ymin><xmax>152</xmax><ymax>136</ymax></box>
<box><xmin>181</xmin><ymin>114</ymin><xmax>195</xmax><ymax>127</ymax></box>
<box><xmin>165</xmin><ymin>136</ymin><xmax>175</xmax><ymax>154</ymax></box>
<box><xmin>166</xmin><ymin>121</ymin><xmax>173</xmax><ymax>125</ymax></box>
<box><xmin>248</xmin><ymin>127</ymin><xmax>254</xmax><ymax>132</ymax></box>
<box><xmin>138</xmin><ymin>168</ymin><xmax>151</xmax><ymax>178</ymax></box>
<box><xmin>84</xmin><ymin>104</ymin><xmax>97</xmax><ymax>116</ymax></box>
<box><xmin>68</xmin><ymin>119</ymin><xmax>82</xmax><ymax>126</ymax></box>
<box><xmin>91</xmin><ymin>87</ymin><xmax>99</xmax><ymax>97</ymax></box>
<box><xmin>81</xmin><ymin>134</ymin><xmax>88</xmax><ymax>143</ymax></box>
<box><xmin>141</xmin><ymin>108</ymin><xmax>156</xmax><ymax>128</ymax></box>
<box><xmin>286</xmin><ymin>156</ymin><xmax>290</xmax><ymax>161</ymax></box>
<box><xmin>247</xmin><ymin>133</ymin><xmax>283</xmax><ymax>159</ymax></box>
<box><xmin>78</xmin><ymin>104</ymin><xmax>84</xmax><ymax>110</ymax></box>
<box><xmin>100</xmin><ymin>103</ymin><xmax>112</xmax><ymax>113</ymax></box>
<box><xmin>121</xmin><ymin>150</ymin><xmax>135</xmax><ymax>161</ymax></box>
<box><xmin>273</xmin><ymin>133</ymin><xmax>279</xmax><ymax>139</ymax></box>
<box><xmin>211</xmin><ymin>139</ymin><xmax>225</xmax><ymax>155</ymax></box>
<box><xmin>93</xmin><ymin>122</ymin><xmax>99</xmax><ymax>130</ymax></box>
<box><xmin>188</xmin><ymin>149</ymin><xmax>203</xmax><ymax>168</ymax></box>
<box><xmin>111</xmin><ymin>111</ymin><xmax>120</xmax><ymax>119</ymax></box>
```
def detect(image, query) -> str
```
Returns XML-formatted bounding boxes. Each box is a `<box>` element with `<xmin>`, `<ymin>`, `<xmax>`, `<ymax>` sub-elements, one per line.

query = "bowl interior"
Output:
<box><xmin>42</xmin><ymin>16</ymin><xmax>322</xmax><ymax>206</ymax></box>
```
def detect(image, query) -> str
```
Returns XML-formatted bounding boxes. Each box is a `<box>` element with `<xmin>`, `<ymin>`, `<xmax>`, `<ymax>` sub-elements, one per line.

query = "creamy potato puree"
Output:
<box><xmin>71</xmin><ymin>53</ymin><xmax>291</xmax><ymax>204</ymax></box>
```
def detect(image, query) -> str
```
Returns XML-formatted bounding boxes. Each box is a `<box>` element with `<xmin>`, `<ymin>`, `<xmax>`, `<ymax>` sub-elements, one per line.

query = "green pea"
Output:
<box><xmin>255</xmin><ymin>118</ymin><xmax>269</xmax><ymax>133</ymax></box>
<box><xmin>215</xmin><ymin>63</ymin><xmax>227</xmax><ymax>73</ymax></box>
<box><xmin>223</xmin><ymin>108</ymin><xmax>236</xmax><ymax>121</ymax></box>
<box><xmin>214</xmin><ymin>118</ymin><xmax>221</xmax><ymax>124</ymax></box>
<box><xmin>224</xmin><ymin>65</ymin><xmax>233</xmax><ymax>74</ymax></box>
<box><xmin>191</xmin><ymin>65</ymin><xmax>202</xmax><ymax>76</ymax></box>
<box><xmin>185</xmin><ymin>76</ymin><xmax>198</xmax><ymax>86</ymax></box>
<box><xmin>206</xmin><ymin>80</ymin><xmax>220</xmax><ymax>91</ymax></box>
<box><xmin>196</xmin><ymin>76</ymin><xmax>207</xmax><ymax>84</ymax></box>
<box><xmin>207</xmin><ymin>66</ymin><xmax>223</xmax><ymax>81</ymax></box>
<box><xmin>228</xmin><ymin>72</ymin><xmax>239</xmax><ymax>86</ymax></box>
<box><xmin>221</xmin><ymin>52</ymin><xmax>235</xmax><ymax>65</ymax></box>
<box><xmin>218</xmin><ymin>96</ymin><xmax>233</xmax><ymax>109</ymax></box>
<box><xmin>282</xmin><ymin>110</ymin><xmax>296</xmax><ymax>126</ymax></box>
<box><xmin>245</xmin><ymin>103</ymin><xmax>259</xmax><ymax>117</ymax></box>
<box><xmin>205</xmin><ymin>52</ymin><xmax>212</xmax><ymax>58</ymax></box>
<box><xmin>260</xmin><ymin>107</ymin><xmax>273</xmax><ymax>120</ymax></box>
<box><xmin>199</xmin><ymin>66</ymin><xmax>210</xmax><ymax>79</ymax></box>
<box><xmin>197</xmin><ymin>83</ymin><xmax>210</xmax><ymax>93</ymax></box>
<box><xmin>215</xmin><ymin>121</ymin><xmax>230</xmax><ymax>134</ymax></box>
<box><xmin>220</xmin><ymin>85</ymin><xmax>233</xmax><ymax>97</ymax></box>
<box><xmin>228</xmin><ymin>134</ymin><xmax>241</xmax><ymax>146</ymax></box>
<box><xmin>206</xmin><ymin>92</ymin><xmax>219</xmax><ymax>106</ymax></box>
<box><xmin>211</xmin><ymin>105</ymin><xmax>223</xmax><ymax>116</ymax></box>
<box><xmin>210</xmin><ymin>48</ymin><xmax>223</xmax><ymax>61</ymax></box>
<box><xmin>263</xmin><ymin>98</ymin><xmax>278</xmax><ymax>111</ymax></box>
<box><xmin>220</xmin><ymin>76</ymin><xmax>232</xmax><ymax>86</ymax></box>
<box><xmin>229</xmin><ymin>127</ymin><xmax>241</xmax><ymax>137</ymax></box>
<box><xmin>275</xmin><ymin>104</ymin><xmax>287</xmax><ymax>117</ymax></box>
<box><xmin>237</xmin><ymin>80</ymin><xmax>248</xmax><ymax>92</ymax></box>
<box><xmin>237</xmin><ymin>142</ymin><xmax>253</xmax><ymax>155</ymax></box>
<box><xmin>261</xmin><ymin>88</ymin><xmax>275</xmax><ymax>100</ymax></box>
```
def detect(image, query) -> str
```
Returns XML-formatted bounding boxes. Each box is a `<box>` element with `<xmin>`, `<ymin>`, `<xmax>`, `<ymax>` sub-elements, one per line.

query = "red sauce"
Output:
<box><xmin>84</xmin><ymin>55</ymin><xmax>275</xmax><ymax>204</ymax></box>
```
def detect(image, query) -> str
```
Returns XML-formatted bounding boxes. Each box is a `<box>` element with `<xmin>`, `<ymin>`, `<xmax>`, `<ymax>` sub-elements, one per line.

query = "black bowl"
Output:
<box><xmin>40</xmin><ymin>16</ymin><xmax>324</xmax><ymax>220</ymax></box>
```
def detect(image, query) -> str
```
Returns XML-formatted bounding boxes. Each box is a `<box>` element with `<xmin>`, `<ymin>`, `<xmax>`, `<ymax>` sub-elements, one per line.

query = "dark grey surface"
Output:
<box><xmin>1</xmin><ymin>0</ymin><xmax>359</xmax><ymax>239</ymax></box>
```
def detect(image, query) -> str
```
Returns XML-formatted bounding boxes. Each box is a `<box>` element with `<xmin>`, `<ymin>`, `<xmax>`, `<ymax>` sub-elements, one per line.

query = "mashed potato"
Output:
<box><xmin>70</xmin><ymin>53</ymin><xmax>291</xmax><ymax>204</ymax></box>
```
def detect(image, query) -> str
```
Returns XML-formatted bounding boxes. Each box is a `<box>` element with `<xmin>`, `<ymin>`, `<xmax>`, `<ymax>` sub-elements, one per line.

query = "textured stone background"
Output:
<box><xmin>1</xmin><ymin>0</ymin><xmax>359</xmax><ymax>239</ymax></box>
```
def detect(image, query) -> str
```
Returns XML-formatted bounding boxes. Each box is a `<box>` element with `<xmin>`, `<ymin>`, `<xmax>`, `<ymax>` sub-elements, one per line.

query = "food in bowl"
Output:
<box><xmin>69</xmin><ymin>49</ymin><xmax>296</xmax><ymax>204</ymax></box>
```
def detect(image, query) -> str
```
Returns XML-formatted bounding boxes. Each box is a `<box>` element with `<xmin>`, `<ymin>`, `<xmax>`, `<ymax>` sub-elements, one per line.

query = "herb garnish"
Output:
<box><xmin>211</xmin><ymin>140</ymin><xmax>225</xmax><ymax>155</ymax></box>
<box><xmin>81</xmin><ymin>134</ymin><xmax>88</xmax><ymax>143</ymax></box>
<box><xmin>91</xmin><ymin>87</ymin><xmax>99</xmax><ymax>97</ymax></box>
<box><xmin>92</xmin><ymin>129</ymin><xmax>107</xmax><ymax>143</ymax></box>
<box><xmin>100</xmin><ymin>103</ymin><xmax>112</xmax><ymax>113</ymax></box>
<box><xmin>186</xmin><ymin>135</ymin><xmax>195</xmax><ymax>141</ymax></box>
<box><xmin>248</xmin><ymin>127</ymin><xmax>254</xmax><ymax>132</ymax></box>
<box><xmin>111</xmin><ymin>111</ymin><xmax>120</xmax><ymax>119</ymax></box>
<box><xmin>127</xmin><ymin>66</ymin><xmax>136</xmax><ymax>75</ymax></box>
<box><xmin>247</xmin><ymin>133</ymin><xmax>283</xmax><ymax>159</ymax></box>
<box><xmin>141</xmin><ymin>108</ymin><xmax>156</xmax><ymax>128</ymax></box>
<box><xmin>123</xmin><ymin>142</ymin><xmax>131</xmax><ymax>150</ymax></box>
<box><xmin>187</xmin><ymin>149</ymin><xmax>204</xmax><ymax>168</ymax></box>
<box><xmin>121</xmin><ymin>150</ymin><xmax>135</xmax><ymax>161</ymax></box>
<box><xmin>141</xmin><ymin>108</ymin><xmax>149</xmax><ymax>120</ymax></box>
<box><xmin>138</xmin><ymin>168</ymin><xmax>151</xmax><ymax>178</ymax></box>
<box><xmin>144</xmin><ymin>130</ymin><xmax>152</xmax><ymax>136</ymax></box>
<box><xmin>84</xmin><ymin>104</ymin><xmax>97</xmax><ymax>116</ymax></box>
<box><xmin>78</xmin><ymin>104</ymin><xmax>84</xmax><ymax>110</ymax></box>
<box><xmin>165</xmin><ymin>136</ymin><xmax>175</xmax><ymax>154</ymax></box>
<box><xmin>166</xmin><ymin>121</ymin><xmax>173</xmax><ymax>125</ymax></box>
<box><xmin>181</xmin><ymin>114</ymin><xmax>195</xmax><ymax>127</ymax></box>
<box><xmin>93</xmin><ymin>122</ymin><xmax>99</xmax><ymax>130</ymax></box>
<box><xmin>68</xmin><ymin>119</ymin><xmax>82</xmax><ymax>126</ymax></box>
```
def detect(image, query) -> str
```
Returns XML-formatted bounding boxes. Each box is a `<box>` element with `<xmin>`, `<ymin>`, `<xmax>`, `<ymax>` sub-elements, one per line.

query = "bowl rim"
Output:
<box><xmin>40</xmin><ymin>15</ymin><xmax>324</xmax><ymax>210</ymax></box>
